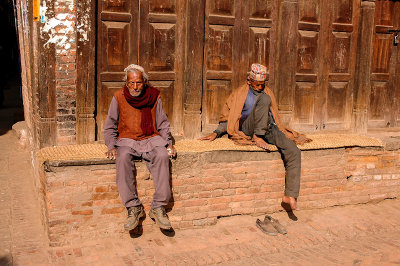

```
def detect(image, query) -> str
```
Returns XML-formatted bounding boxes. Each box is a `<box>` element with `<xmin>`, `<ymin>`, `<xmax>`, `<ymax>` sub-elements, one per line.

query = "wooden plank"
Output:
<box><xmin>208</xmin><ymin>15</ymin><xmax>235</xmax><ymax>26</ymax></box>
<box><xmin>183</xmin><ymin>0</ymin><xmax>205</xmax><ymax>138</ymax></box>
<box><xmin>332</xmin><ymin>23</ymin><xmax>353</xmax><ymax>32</ymax></box>
<box><xmin>276</xmin><ymin>0</ymin><xmax>298</xmax><ymax>125</ymax></box>
<box><xmin>206</xmin><ymin>71</ymin><xmax>233</xmax><ymax>80</ymax></box>
<box><xmin>101</xmin><ymin>12</ymin><xmax>131</xmax><ymax>22</ymax></box>
<box><xmin>248</xmin><ymin>18</ymin><xmax>272</xmax><ymax>28</ymax></box>
<box><xmin>298</xmin><ymin>22</ymin><xmax>320</xmax><ymax>31</ymax></box>
<box><xmin>148</xmin><ymin>13</ymin><xmax>177</xmax><ymax>23</ymax></box>
<box><xmin>76</xmin><ymin>0</ymin><xmax>96</xmax><ymax>144</ymax></box>
<box><xmin>295</xmin><ymin>74</ymin><xmax>317</xmax><ymax>82</ymax></box>
<box><xmin>352</xmin><ymin>1</ymin><xmax>375</xmax><ymax>132</ymax></box>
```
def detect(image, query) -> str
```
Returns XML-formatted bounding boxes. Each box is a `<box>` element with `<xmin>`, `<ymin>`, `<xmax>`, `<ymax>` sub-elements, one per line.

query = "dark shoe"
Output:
<box><xmin>264</xmin><ymin>215</ymin><xmax>287</xmax><ymax>235</ymax></box>
<box><xmin>256</xmin><ymin>218</ymin><xmax>278</xmax><ymax>236</ymax></box>
<box><xmin>149</xmin><ymin>206</ymin><xmax>172</xmax><ymax>230</ymax></box>
<box><xmin>124</xmin><ymin>205</ymin><xmax>145</xmax><ymax>231</ymax></box>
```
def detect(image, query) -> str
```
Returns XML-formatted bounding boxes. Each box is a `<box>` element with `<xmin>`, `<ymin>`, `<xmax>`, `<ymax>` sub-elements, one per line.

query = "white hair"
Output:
<box><xmin>123</xmin><ymin>64</ymin><xmax>149</xmax><ymax>83</ymax></box>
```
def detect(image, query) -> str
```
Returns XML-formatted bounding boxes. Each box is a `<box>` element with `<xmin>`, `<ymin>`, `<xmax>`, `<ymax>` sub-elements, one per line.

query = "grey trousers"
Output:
<box><xmin>242</xmin><ymin>93</ymin><xmax>301</xmax><ymax>198</ymax></box>
<box><xmin>116</xmin><ymin>146</ymin><xmax>171</xmax><ymax>208</ymax></box>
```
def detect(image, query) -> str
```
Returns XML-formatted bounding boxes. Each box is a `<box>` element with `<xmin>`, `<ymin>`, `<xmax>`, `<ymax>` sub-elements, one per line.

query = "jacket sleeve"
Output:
<box><xmin>155</xmin><ymin>98</ymin><xmax>173</xmax><ymax>146</ymax></box>
<box><xmin>104</xmin><ymin>97</ymin><xmax>119</xmax><ymax>150</ymax></box>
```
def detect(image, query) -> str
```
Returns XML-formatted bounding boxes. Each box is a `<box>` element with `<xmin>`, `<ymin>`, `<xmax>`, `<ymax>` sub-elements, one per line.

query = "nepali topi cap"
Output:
<box><xmin>248</xmin><ymin>63</ymin><xmax>267</xmax><ymax>81</ymax></box>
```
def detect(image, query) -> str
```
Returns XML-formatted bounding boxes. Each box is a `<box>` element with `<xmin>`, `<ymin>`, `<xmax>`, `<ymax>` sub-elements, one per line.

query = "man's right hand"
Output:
<box><xmin>198</xmin><ymin>132</ymin><xmax>217</xmax><ymax>141</ymax></box>
<box><xmin>105</xmin><ymin>148</ymin><xmax>117</xmax><ymax>160</ymax></box>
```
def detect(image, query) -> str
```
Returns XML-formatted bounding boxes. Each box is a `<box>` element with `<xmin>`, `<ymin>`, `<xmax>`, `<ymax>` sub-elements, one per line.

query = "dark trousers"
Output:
<box><xmin>242</xmin><ymin>93</ymin><xmax>301</xmax><ymax>198</ymax></box>
<box><xmin>116</xmin><ymin>146</ymin><xmax>171</xmax><ymax>208</ymax></box>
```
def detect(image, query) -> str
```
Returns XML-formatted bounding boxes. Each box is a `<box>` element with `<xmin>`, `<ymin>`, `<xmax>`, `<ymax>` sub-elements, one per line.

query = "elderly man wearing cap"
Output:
<box><xmin>199</xmin><ymin>63</ymin><xmax>310</xmax><ymax>211</ymax></box>
<box><xmin>104</xmin><ymin>64</ymin><xmax>176</xmax><ymax>231</ymax></box>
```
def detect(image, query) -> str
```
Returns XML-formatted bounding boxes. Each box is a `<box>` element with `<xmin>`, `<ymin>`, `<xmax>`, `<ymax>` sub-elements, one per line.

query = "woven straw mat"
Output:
<box><xmin>36</xmin><ymin>134</ymin><xmax>383</xmax><ymax>163</ymax></box>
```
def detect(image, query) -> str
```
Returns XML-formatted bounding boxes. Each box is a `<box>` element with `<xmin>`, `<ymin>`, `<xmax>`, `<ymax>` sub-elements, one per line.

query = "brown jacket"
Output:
<box><xmin>114</xmin><ymin>89</ymin><xmax>160</xmax><ymax>141</ymax></box>
<box><xmin>220</xmin><ymin>84</ymin><xmax>311</xmax><ymax>145</ymax></box>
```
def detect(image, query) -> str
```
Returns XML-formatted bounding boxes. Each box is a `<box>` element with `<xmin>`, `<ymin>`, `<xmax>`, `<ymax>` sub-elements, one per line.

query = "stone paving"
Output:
<box><xmin>1</xmin><ymin>127</ymin><xmax>400</xmax><ymax>265</ymax></box>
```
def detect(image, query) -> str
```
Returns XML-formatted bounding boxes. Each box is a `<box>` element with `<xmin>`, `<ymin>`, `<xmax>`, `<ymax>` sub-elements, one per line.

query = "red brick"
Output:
<box><xmin>95</xmin><ymin>186</ymin><xmax>108</xmax><ymax>192</ymax></box>
<box><xmin>71</xmin><ymin>209</ymin><xmax>93</xmax><ymax>215</ymax></box>
<box><xmin>81</xmin><ymin>201</ymin><xmax>93</xmax><ymax>207</ymax></box>
<box><xmin>101</xmin><ymin>207</ymin><xmax>124</xmax><ymax>214</ymax></box>
<box><xmin>183</xmin><ymin>199</ymin><xmax>207</xmax><ymax>207</ymax></box>
<box><xmin>92</xmin><ymin>192</ymin><xmax>119</xmax><ymax>200</ymax></box>
<box><xmin>208</xmin><ymin>197</ymin><xmax>231</xmax><ymax>204</ymax></box>
<box><xmin>231</xmin><ymin>194</ymin><xmax>254</xmax><ymax>202</ymax></box>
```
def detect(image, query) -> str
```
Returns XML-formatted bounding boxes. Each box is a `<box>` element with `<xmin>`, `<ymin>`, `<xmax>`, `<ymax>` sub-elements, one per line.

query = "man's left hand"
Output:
<box><xmin>167</xmin><ymin>145</ymin><xmax>177</xmax><ymax>157</ymax></box>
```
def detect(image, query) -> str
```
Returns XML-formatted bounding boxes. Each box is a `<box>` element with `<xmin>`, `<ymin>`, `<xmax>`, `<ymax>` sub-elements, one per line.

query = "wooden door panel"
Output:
<box><xmin>205</xmin><ymin>25</ymin><xmax>234</xmax><ymax>71</ymax></box>
<box><xmin>151</xmin><ymin>80</ymin><xmax>174</xmax><ymax>118</ymax></box>
<box><xmin>147</xmin><ymin>23</ymin><xmax>176</xmax><ymax>72</ymax></box>
<box><xmin>331</xmin><ymin>32</ymin><xmax>351</xmax><ymax>74</ymax></box>
<box><xmin>368</xmin><ymin>0</ymin><xmax>400</xmax><ymax>129</ymax></box>
<box><xmin>101</xmin><ymin>22</ymin><xmax>130</xmax><ymax>72</ymax></box>
<box><xmin>292</xmin><ymin>0</ymin><xmax>321</xmax><ymax>132</ymax></box>
<box><xmin>97</xmin><ymin>82</ymin><xmax>125</xmax><ymax>140</ymax></box>
<box><xmin>149</xmin><ymin>0</ymin><xmax>176</xmax><ymax>13</ymax></box>
<box><xmin>322</xmin><ymin>0</ymin><xmax>358</xmax><ymax>131</ymax></box>
<box><xmin>248</xmin><ymin>27</ymin><xmax>270</xmax><ymax>75</ymax></box>
<box><xmin>297</xmin><ymin>31</ymin><xmax>319</xmax><ymax>75</ymax></box>
<box><xmin>139</xmin><ymin>0</ymin><xmax>186</xmax><ymax>132</ymax></box>
<box><xmin>293</xmin><ymin>82</ymin><xmax>316</xmax><ymax>125</ymax></box>
<box><xmin>204</xmin><ymin>80</ymin><xmax>232</xmax><ymax>129</ymax></box>
<box><xmin>326</xmin><ymin>82</ymin><xmax>347</xmax><ymax>123</ymax></box>
<box><xmin>246</xmin><ymin>0</ymin><xmax>277</xmax><ymax>84</ymax></box>
<box><xmin>202</xmin><ymin>0</ymin><xmax>241</xmax><ymax>132</ymax></box>
<box><xmin>103</xmin><ymin>0</ymin><xmax>130</xmax><ymax>12</ymax></box>
<box><xmin>97</xmin><ymin>0</ymin><xmax>137</xmax><ymax>141</ymax></box>
<box><xmin>372</xmin><ymin>34</ymin><xmax>392</xmax><ymax>73</ymax></box>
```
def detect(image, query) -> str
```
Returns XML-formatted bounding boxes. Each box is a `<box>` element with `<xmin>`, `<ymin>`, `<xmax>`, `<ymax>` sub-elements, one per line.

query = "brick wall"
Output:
<box><xmin>40</xmin><ymin>147</ymin><xmax>400</xmax><ymax>246</ymax></box>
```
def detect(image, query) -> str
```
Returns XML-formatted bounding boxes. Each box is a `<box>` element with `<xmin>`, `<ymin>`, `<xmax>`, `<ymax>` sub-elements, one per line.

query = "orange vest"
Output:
<box><xmin>114</xmin><ymin>89</ymin><xmax>160</xmax><ymax>141</ymax></box>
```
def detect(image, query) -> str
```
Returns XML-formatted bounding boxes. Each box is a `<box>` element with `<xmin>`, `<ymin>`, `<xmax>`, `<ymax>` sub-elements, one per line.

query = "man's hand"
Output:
<box><xmin>198</xmin><ymin>132</ymin><xmax>217</xmax><ymax>141</ymax></box>
<box><xmin>105</xmin><ymin>148</ymin><xmax>117</xmax><ymax>160</ymax></box>
<box><xmin>252</xmin><ymin>135</ymin><xmax>272</xmax><ymax>151</ymax></box>
<box><xmin>167</xmin><ymin>145</ymin><xmax>177</xmax><ymax>157</ymax></box>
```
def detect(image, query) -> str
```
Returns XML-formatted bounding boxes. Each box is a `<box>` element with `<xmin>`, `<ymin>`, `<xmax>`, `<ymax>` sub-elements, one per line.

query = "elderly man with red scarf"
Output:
<box><xmin>104</xmin><ymin>64</ymin><xmax>176</xmax><ymax>231</ymax></box>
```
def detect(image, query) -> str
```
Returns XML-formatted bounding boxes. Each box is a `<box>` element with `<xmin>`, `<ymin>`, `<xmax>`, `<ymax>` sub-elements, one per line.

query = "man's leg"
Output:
<box><xmin>142</xmin><ymin>146</ymin><xmax>171</xmax><ymax>208</ymax></box>
<box><xmin>241</xmin><ymin>93</ymin><xmax>271</xmax><ymax>137</ymax></box>
<box><xmin>264</xmin><ymin>126</ymin><xmax>301</xmax><ymax>210</ymax></box>
<box><xmin>116</xmin><ymin>146</ymin><xmax>142</xmax><ymax>207</ymax></box>
<box><xmin>142</xmin><ymin>146</ymin><xmax>172</xmax><ymax>229</ymax></box>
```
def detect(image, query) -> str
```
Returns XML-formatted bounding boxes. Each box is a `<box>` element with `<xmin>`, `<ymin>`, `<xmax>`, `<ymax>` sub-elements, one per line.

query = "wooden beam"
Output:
<box><xmin>352</xmin><ymin>1</ymin><xmax>375</xmax><ymax>133</ymax></box>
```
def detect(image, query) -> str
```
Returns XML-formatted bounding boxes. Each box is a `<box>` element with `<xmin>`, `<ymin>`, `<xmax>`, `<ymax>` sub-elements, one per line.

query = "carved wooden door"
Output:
<box><xmin>97</xmin><ymin>0</ymin><xmax>185</xmax><ymax>141</ymax></box>
<box><xmin>368</xmin><ymin>0</ymin><xmax>400</xmax><ymax>128</ymax></box>
<box><xmin>201</xmin><ymin>0</ymin><xmax>278</xmax><ymax>133</ymax></box>
<box><xmin>292</xmin><ymin>0</ymin><xmax>360</xmax><ymax>132</ymax></box>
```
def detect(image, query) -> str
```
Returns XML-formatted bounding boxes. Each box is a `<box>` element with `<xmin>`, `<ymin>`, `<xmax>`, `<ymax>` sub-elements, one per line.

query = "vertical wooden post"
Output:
<box><xmin>352</xmin><ymin>0</ymin><xmax>375</xmax><ymax>133</ymax></box>
<box><xmin>76</xmin><ymin>0</ymin><xmax>96</xmax><ymax>144</ymax></box>
<box><xmin>35</xmin><ymin>0</ymin><xmax>57</xmax><ymax>148</ymax></box>
<box><xmin>275</xmin><ymin>0</ymin><xmax>298</xmax><ymax>126</ymax></box>
<box><xmin>183</xmin><ymin>0</ymin><xmax>205</xmax><ymax>138</ymax></box>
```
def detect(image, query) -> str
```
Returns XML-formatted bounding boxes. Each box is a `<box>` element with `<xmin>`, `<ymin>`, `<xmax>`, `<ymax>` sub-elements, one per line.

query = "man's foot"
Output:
<box><xmin>149</xmin><ymin>206</ymin><xmax>172</xmax><ymax>230</ymax></box>
<box><xmin>281</xmin><ymin>196</ymin><xmax>298</xmax><ymax>211</ymax></box>
<box><xmin>252</xmin><ymin>135</ymin><xmax>272</xmax><ymax>151</ymax></box>
<box><xmin>124</xmin><ymin>205</ymin><xmax>145</xmax><ymax>231</ymax></box>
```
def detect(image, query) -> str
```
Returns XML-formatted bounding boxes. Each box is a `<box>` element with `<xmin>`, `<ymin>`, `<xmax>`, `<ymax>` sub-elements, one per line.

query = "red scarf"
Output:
<box><xmin>123</xmin><ymin>85</ymin><xmax>160</xmax><ymax>135</ymax></box>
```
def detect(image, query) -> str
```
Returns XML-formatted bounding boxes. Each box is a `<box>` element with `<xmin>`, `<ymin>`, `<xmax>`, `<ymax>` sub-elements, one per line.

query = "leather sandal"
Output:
<box><xmin>264</xmin><ymin>215</ymin><xmax>287</xmax><ymax>235</ymax></box>
<box><xmin>256</xmin><ymin>218</ymin><xmax>278</xmax><ymax>236</ymax></box>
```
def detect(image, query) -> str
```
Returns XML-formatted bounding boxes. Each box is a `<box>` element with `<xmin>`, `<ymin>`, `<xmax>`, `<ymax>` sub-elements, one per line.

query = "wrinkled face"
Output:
<box><xmin>126</xmin><ymin>71</ymin><xmax>145</xmax><ymax>97</ymax></box>
<box><xmin>248</xmin><ymin>79</ymin><xmax>266</xmax><ymax>92</ymax></box>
